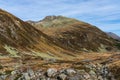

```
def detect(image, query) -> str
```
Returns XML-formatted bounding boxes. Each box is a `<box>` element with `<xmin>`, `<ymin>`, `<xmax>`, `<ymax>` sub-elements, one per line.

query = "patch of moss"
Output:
<box><xmin>32</xmin><ymin>51</ymin><xmax>60</xmax><ymax>59</ymax></box>
<box><xmin>4</xmin><ymin>45</ymin><xmax>19</xmax><ymax>57</ymax></box>
<box><xmin>98</xmin><ymin>44</ymin><xmax>107</xmax><ymax>52</ymax></box>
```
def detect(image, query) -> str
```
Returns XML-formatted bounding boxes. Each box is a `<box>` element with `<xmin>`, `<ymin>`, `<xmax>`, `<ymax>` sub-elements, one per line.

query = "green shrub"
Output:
<box><xmin>115</xmin><ymin>43</ymin><xmax>120</xmax><ymax>49</ymax></box>
<box><xmin>5</xmin><ymin>70</ymin><xmax>12</xmax><ymax>74</ymax></box>
<box><xmin>0</xmin><ymin>64</ymin><xmax>3</xmax><ymax>69</ymax></box>
<box><xmin>0</xmin><ymin>73</ymin><xmax>2</xmax><ymax>76</ymax></box>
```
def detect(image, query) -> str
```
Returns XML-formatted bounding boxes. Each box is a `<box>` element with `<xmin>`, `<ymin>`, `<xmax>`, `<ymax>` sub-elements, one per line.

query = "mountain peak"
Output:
<box><xmin>42</xmin><ymin>15</ymin><xmax>68</xmax><ymax>21</ymax></box>
<box><xmin>106</xmin><ymin>32</ymin><xmax>120</xmax><ymax>41</ymax></box>
<box><xmin>29</xmin><ymin>15</ymin><xmax>86</xmax><ymax>28</ymax></box>
<box><xmin>27</xmin><ymin>15</ymin><xmax>119</xmax><ymax>52</ymax></box>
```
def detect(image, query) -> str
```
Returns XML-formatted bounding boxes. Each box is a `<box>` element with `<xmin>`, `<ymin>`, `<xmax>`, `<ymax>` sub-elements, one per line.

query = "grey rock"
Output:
<box><xmin>83</xmin><ymin>73</ymin><xmax>91</xmax><ymax>79</ymax></box>
<box><xmin>0</xmin><ymin>63</ymin><xmax>117</xmax><ymax>80</ymax></box>
<box><xmin>58</xmin><ymin>73</ymin><xmax>67</xmax><ymax>80</ymax></box>
<box><xmin>47</xmin><ymin>68</ymin><xmax>58</xmax><ymax>77</ymax></box>
<box><xmin>66</xmin><ymin>69</ymin><xmax>76</xmax><ymax>76</ymax></box>
<box><xmin>23</xmin><ymin>73</ymin><xmax>31</xmax><ymax>80</ymax></box>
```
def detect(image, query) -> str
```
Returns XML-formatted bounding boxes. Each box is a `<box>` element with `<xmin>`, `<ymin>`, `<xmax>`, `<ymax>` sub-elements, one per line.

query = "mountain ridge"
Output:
<box><xmin>27</xmin><ymin>15</ymin><xmax>118</xmax><ymax>52</ymax></box>
<box><xmin>0</xmin><ymin>10</ymin><xmax>119</xmax><ymax>59</ymax></box>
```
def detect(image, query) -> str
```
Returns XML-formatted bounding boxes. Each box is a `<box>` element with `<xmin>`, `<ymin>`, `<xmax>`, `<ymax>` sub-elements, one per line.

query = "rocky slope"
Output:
<box><xmin>0</xmin><ymin>52</ymin><xmax>120</xmax><ymax>80</ymax></box>
<box><xmin>27</xmin><ymin>16</ymin><xmax>118</xmax><ymax>52</ymax></box>
<box><xmin>0</xmin><ymin>65</ymin><xmax>115</xmax><ymax>80</ymax></box>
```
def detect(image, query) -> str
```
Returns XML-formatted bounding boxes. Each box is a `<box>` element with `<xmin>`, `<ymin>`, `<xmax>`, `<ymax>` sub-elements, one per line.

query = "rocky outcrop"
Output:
<box><xmin>0</xmin><ymin>63</ymin><xmax>116</xmax><ymax>80</ymax></box>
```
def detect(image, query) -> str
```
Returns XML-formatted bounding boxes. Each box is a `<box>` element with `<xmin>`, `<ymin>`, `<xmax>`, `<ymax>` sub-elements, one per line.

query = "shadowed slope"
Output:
<box><xmin>0</xmin><ymin>9</ymin><xmax>77</xmax><ymax>59</ymax></box>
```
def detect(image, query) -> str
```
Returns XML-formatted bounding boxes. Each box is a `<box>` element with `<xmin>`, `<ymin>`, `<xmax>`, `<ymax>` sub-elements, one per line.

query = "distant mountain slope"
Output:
<box><xmin>106</xmin><ymin>32</ymin><xmax>120</xmax><ymax>41</ymax></box>
<box><xmin>0</xmin><ymin>9</ymin><xmax>119</xmax><ymax>60</ymax></box>
<box><xmin>27</xmin><ymin>16</ymin><xmax>118</xmax><ymax>52</ymax></box>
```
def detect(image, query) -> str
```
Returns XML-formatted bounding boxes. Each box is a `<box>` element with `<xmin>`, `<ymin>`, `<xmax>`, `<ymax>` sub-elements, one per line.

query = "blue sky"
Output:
<box><xmin>0</xmin><ymin>0</ymin><xmax>120</xmax><ymax>36</ymax></box>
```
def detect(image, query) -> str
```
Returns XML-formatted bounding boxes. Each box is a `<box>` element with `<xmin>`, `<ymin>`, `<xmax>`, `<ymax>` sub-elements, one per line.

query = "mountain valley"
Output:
<box><xmin>0</xmin><ymin>9</ymin><xmax>120</xmax><ymax>80</ymax></box>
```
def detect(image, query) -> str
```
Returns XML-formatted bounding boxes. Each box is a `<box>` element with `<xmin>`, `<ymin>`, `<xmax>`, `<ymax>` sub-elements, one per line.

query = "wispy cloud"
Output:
<box><xmin>0</xmin><ymin>0</ymin><xmax>120</xmax><ymax>36</ymax></box>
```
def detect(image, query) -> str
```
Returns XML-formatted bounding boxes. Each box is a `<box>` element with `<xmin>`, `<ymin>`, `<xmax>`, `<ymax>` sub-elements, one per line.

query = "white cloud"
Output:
<box><xmin>0</xmin><ymin>0</ymin><xmax>120</xmax><ymax>35</ymax></box>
